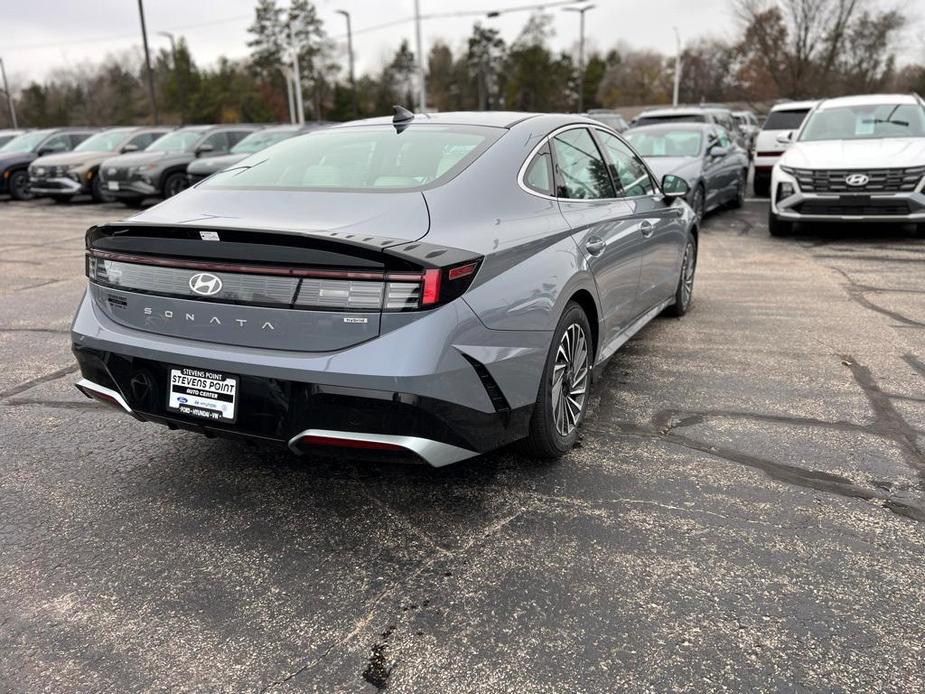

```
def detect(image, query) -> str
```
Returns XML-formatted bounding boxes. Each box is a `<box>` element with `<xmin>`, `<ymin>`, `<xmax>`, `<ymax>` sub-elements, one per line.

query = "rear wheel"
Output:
<box><xmin>663</xmin><ymin>235</ymin><xmax>697</xmax><ymax>317</ymax></box>
<box><xmin>768</xmin><ymin>210</ymin><xmax>793</xmax><ymax>237</ymax></box>
<box><xmin>162</xmin><ymin>172</ymin><xmax>188</xmax><ymax>199</ymax></box>
<box><xmin>729</xmin><ymin>170</ymin><xmax>746</xmax><ymax>208</ymax></box>
<box><xmin>524</xmin><ymin>302</ymin><xmax>592</xmax><ymax>458</ymax></box>
<box><xmin>9</xmin><ymin>170</ymin><xmax>32</xmax><ymax>201</ymax></box>
<box><xmin>689</xmin><ymin>183</ymin><xmax>705</xmax><ymax>222</ymax></box>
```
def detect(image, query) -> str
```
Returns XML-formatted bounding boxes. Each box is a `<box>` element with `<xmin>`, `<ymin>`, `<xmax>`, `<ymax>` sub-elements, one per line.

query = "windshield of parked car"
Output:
<box><xmin>799</xmin><ymin>103</ymin><xmax>925</xmax><ymax>141</ymax></box>
<box><xmin>231</xmin><ymin>129</ymin><xmax>297</xmax><ymax>154</ymax></box>
<box><xmin>625</xmin><ymin>129</ymin><xmax>703</xmax><ymax>157</ymax></box>
<box><xmin>634</xmin><ymin>114</ymin><xmax>707</xmax><ymax>127</ymax></box>
<box><xmin>204</xmin><ymin>125</ymin><xmax>501</xmax><ymax>192</ymax></box>
<box><xmin>146</xmin><ymin>130</ymin><xmax>203</xmax><ymax>153</ymax></box>
<box><xmin>75</xmin><ymin>129</ymin><xmax>133</xmax><ymax>152</ymax></box>
<box><xmin>0</xmin><ymin>130</ymin><xmax>50</xmax><ymax>153</ymax></box>
<box><xmin>762</xmin><ymin>109</ymin><xmax>810</xmax><ymax>131</ymax></box>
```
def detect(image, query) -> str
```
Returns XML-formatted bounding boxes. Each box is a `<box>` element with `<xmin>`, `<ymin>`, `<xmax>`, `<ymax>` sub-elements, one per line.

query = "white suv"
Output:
<box><xmin>769</xmin><ymin>94</ymin><xmax>925</xmax><ymax>236</ymax></box>
<box><xmin>753</xmin><ymin>100</ymin><xmax>818</xmax><ymax>196</ymax></box>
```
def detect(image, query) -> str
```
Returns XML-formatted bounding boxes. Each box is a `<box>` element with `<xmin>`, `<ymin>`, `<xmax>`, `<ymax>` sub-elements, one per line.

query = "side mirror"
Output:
<box><xmin>661</xmin><ymin>174</ymin><xmax>690</xmax><ymax>201</ymax></box>
<box><xmin>121</xmin><ymin>143</ymin><xmax>139</xmax><ymax>153</ymax></box>
<box><xmin>36</xmin><ymin>147</ymin><xmax>54</xmax><ymax>157</ymax></box>
<box><xmin>775</xmin><ymin>131</ymin><xmax>793</xmax><ymax>145</ymax></box>
<box><xmin>195</xmin><ymin>143</ymin><xmax>214</xmax><ymax>157</ymax></box>
<box><xmin>709</xmin><ymin>145</ymin><xmax>729</xmax><ymax>158</ymax></box>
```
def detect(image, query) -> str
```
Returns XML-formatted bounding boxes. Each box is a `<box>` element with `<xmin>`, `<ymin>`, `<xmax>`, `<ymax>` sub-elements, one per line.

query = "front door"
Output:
<box><xmin>549</xmin><ymin>127</ymin><xmax>645</xmax><ymax>349</ymax></box>
<box><xmin>596</xmin><ymin>130</ymin><xmax>686</xmax><ymax>314</ymax></box>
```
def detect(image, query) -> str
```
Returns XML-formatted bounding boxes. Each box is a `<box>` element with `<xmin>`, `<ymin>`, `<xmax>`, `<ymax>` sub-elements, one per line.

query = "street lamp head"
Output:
<box><xmin>335</xmin><ymin>9</ymin><xmax>349</xmax><ymax>17</ymax></box>
<box><xmin>563</xmin><ymin>3</ymin><xmax>595</xmax><ymax>12</ymax></box>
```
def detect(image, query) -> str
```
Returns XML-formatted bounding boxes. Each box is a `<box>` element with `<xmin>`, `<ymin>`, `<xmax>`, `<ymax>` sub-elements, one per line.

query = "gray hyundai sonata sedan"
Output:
<box><xmin>72</xmin><ymin>110</ymin><xmax>698</xmax><ymax>465</ymax></box>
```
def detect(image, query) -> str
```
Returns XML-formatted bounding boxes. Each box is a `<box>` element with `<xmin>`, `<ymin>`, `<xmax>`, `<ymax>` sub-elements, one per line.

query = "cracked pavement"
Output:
<box><xmin>0</xmin><ymin>197</ymin><xmax>923</xmax><ymax>692</ymax></box>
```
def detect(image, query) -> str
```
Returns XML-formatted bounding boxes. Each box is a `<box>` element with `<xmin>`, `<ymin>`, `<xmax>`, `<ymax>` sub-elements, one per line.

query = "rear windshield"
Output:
<box><xmin>762</xmin><ymin>109</ymin><xmax>810</xmax><ymax>131</ymax></box>
<box><xmin>635</xmin><ymin>114</ymin><xmax>707</xmax><ymax>126</ymax></box>
<box><xmin>204</xmin><ymin>124</ymin><xmax>501</xmax><ymax>192</ymax></box>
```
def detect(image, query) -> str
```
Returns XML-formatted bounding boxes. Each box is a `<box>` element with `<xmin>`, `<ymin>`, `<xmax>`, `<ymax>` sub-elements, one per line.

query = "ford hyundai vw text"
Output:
<box><xmin>72</xmin><ymin>110</ymin><xmax>699</xmax><ymax>465</ymax></box>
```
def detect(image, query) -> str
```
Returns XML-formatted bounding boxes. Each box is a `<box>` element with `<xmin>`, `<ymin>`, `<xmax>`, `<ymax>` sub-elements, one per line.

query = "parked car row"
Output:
<box><xmin>0</xmin><ymin>123</ymin><xmax>327</xmax><ymax>206</ymax></box>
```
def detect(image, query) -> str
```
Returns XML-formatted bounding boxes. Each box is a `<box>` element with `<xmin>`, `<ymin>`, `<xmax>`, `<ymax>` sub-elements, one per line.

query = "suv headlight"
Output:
<box><xmin>130</xmin><ymin>164</ymin><xmax>158</xmax><ymax>175</ymax></box>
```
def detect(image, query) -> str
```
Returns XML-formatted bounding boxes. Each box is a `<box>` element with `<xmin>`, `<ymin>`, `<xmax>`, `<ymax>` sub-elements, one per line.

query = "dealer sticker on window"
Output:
<box><xmin>167</xmin><ymin>367</ymin><xmax>238</xmax><ymax>422</ymax></box>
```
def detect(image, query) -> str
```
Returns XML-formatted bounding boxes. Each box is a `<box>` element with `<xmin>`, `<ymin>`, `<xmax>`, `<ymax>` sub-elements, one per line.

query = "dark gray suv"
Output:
<box><xmin>73</xmin><ymin>112</ymin><xmax>699</xmax><ymax>465</ymax></box>
<box><xmin>97</xmin><ymin>125</ymin><xmax>260</xmax><ymax>207</ymax></box>
<box><xmin>0</xmin><ymin>128</ymin><xmax>98</xmax><ymax>200</ymax></box>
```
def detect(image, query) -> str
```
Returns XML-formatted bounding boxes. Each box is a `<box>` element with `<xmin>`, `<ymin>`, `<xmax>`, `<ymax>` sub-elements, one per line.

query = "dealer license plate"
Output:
<box><xmin>167</xmin><ymin>367</ymin><xmax>238</xmax><ymax>422</ymax></box>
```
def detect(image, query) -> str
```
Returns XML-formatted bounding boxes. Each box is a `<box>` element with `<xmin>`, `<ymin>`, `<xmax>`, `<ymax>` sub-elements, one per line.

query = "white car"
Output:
<box><xmin>769</xmin><ymin>93</ymin><xmax>925</xmax><ymax>236</ymax></box>
<box><xmin>753</xmin><ymin>100</ymin><xmax>818</xmax><ymax>196</ymax></box>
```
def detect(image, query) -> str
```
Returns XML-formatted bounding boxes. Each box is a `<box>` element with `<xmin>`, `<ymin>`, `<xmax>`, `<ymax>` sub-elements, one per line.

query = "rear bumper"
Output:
<box><xmin>70</xmin><ymin>290</ymin><xmax>547</xmax><ymax>464</ymax></box>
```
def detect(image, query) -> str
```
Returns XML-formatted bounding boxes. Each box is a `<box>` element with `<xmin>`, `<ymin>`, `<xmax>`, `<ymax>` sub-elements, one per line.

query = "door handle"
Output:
<box><xmin>639</xmin><ymin>221</ymin><xmax>654</xmax><ymax>238</ymax></box>
<box><xmin>585</xmin><ymin>236</ymin><xmax>605</xmax><ymax>256</ymax></box>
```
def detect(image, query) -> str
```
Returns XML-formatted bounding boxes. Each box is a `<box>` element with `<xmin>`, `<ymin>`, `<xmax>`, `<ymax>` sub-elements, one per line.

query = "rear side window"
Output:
<box><xmin>128</xmin><ymin>132</ymin><xmax>159</xmax><ymax>149</ymax></box>
<box><xmin>598</xmin><ymin>132</ymin><xmax>655</xmax><ymax>197</ymax></box>
<box><xmin>202</xmin><ymin>132</ymin><xmax>230</xmax><ymax>152</ymax></box>
<box><xmin>550</xmin><ymin>128</ymin><xmax>615</xmax><ymax>199</ymax></box>
<box><xmin>523</xmin><ymin>143</ymin><xmax>554</xmax><ymax>196</ymax></box>
<box><xmin>204</xmin><ymin>125</ymin><xmax>501</xmax><ymax>192</ymax></box>
<box><xmin>227</xmin><ymin>130</ymin><xmax>254</xmax><ymax>146</ymax></box>
<box><xmin>763</xmin><ymin>109</ymin><xmax>810</xmax><ymax>130</ymax></box>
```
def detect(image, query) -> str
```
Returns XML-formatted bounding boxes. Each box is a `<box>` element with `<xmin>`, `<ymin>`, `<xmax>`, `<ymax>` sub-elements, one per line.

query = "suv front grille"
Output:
<box><xmin>794</xmin><ymin>200</ymin><xmax>911</xmax><ymax>216</ymax></box>
<box><xmin>786</xmin><ymin>166</ymin><xmax>925</xmax><ymax>193</ymax></box>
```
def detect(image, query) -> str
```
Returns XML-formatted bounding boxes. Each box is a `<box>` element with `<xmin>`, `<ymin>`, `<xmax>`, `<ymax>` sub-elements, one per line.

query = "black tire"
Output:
<box><xmin>524</xmin><ymin>301</ymin><xmax>592</xmax><ymax>458</ymax></box>
<box><xmin>51</xmin><ymin>195</ymin><xmax>73</xmax><ymax>204</ymax></box>
<box><xmin>90</xmin><ymin>173</ymin><xmax>113</xmax><ymax>203</ymax></box>
<box><xmin>663</xmin><ymin>234</ymin><xmax>697</xmax><ymax>318</ymax></box>
<box><xmin>689</xmin><ymin>183</ymin><xmax>705</xmax><ymax>222</ymax></box>
<box><xmin>753</xmin><ymin>173</ymin><xmax>770</xmax><ymax>197</ymax></box>
<box><xmin>9</xmin><ymin>169</ymin><xmax>32</xmax><ymax>201</ymax></box>
<box><xmin>121</xmin><ymin>198</ymin><xmax>146</xmax><ymax>209</ymax></box>
<box><xmin>728</xmin><ymin>170</ymin><xmax>746</xmax><ymax>208</ymax></box>
<box><xmin>768</xmin><ymin>210</ymin><xmax>793</xmax><ymax>237</ymax></box>
<box><xmin>162</xmin><ymin>172</ymin><xmax>188</xmax><ymax>199</ymax></box>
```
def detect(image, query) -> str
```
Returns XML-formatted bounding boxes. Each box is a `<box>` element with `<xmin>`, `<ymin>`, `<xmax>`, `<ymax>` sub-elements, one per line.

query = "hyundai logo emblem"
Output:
<box><xmin>189</xmin><ymin>273</ymin><xmax>223</xmax><ymax>296</ymax></box>
<box><xmin>844</xmin><ymin>173</ymin><xmax>869</xmax><ymax>187</ymax></box>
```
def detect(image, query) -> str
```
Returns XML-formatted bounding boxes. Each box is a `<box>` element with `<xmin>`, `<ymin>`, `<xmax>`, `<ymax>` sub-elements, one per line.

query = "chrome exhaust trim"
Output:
<box><xmin>75</xmin><ymin>378</ymin><xmax>135</xmax><ymax>415</ymax></box>
<box><xmin>288</xmin><ymin>428</ymin><xmax>478</xmax><ymax>467</ymax></box>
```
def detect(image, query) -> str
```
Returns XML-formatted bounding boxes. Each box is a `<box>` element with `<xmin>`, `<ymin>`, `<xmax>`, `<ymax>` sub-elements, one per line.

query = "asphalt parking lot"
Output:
<box><xmin>1</xmin><ymin>197</ymin><xmax>923</xmax><ymax>692</ymax></box>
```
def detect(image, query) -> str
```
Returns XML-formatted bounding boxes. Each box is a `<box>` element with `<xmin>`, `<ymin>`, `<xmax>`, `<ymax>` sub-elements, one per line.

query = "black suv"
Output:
<box><xmin>0</xmin><ymin>128</ymin><xmax>99</xmax><ymax>200</ymax></box>
<box><xmin>98</xmin><ymin>125</ymin><xmax>260</xmax><ymax>207</ymax></box>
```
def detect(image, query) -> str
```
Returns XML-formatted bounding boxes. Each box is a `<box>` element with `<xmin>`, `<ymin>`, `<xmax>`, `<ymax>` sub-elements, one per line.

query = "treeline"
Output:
<box><xmin>3</xmin><ymin>0</ymin><xmax>923</xmax><ymax>128</ymax></box>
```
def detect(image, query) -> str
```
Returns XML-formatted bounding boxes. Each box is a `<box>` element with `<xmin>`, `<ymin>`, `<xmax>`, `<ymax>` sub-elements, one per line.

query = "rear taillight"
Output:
<box><xmin>86</xmin><ymin>250</ymin><xmax>482</xmax><ymax>313</ymax></box>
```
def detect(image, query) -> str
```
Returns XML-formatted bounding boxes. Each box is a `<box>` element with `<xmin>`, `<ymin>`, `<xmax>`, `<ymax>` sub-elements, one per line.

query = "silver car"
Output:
<box><xmin>72</xmin><ymin>111</ymin><xmax>699</xmax><ymax>465</ymax></box>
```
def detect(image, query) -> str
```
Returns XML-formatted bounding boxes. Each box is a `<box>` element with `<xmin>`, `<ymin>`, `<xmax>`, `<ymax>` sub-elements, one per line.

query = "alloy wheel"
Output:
<box><xmin>551</xmin><ymin>323</ymin><xmax>589</xmax><ymax>436</ymax></box>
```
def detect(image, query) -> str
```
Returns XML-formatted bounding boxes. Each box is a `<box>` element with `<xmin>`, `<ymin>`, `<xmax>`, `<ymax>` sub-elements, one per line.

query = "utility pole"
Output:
<box><xmin>289</xmin><ymin>25</ymin><xmax>305</xmax><ymax>124</ymax></box>
<box><xmin>336</xmin><ymin>10</ymin><xmax>357</xmax><ymax>118</ymax></box>
<box><xmin>157</xmin><ymin>31</ymin><xmax>184</xmax><ymax>124</ymax></box>
<box><xmin>137</xmin><ymin>0</ymin><xmax>159</xmax><ymax>124</ymax></box>
<box><xmin>564</xmin><ymin>4</ymin><xmax>594</xmax><ymax>113</ymax></box>
<box><xmin>281</xmin><ymin>66</ymin><xmax>296</xmax><ymax>124</ymax></box>
<box><xmin>0</xmin><ymin>58</ymin><xmax>17</xmax><ymax>129</ymax></box>
<box><xmin>672</xmin><ymin>27</ymin><xmax>682</xmax><ymax>107</ymax></box>
<box><xmin>414</xmin><ymin>0</ymin><xmax>426</xmax><ymax>112</ymax></box>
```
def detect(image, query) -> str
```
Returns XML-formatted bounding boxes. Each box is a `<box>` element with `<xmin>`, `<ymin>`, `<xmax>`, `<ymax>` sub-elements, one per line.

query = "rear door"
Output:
<box><xmin>597</xmin><ymin>130</ymin><xmax>685</xmax><ymax>315</ymax></box>
<box><xmin>549</xmin><ymin>127</ymin><xmax>644</xmax><ymax>348</ymax></box>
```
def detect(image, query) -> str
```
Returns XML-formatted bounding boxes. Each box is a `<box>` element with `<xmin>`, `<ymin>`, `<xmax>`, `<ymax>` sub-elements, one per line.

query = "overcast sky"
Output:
<box><xmin>1</xmin><ymin>0</ymin><xmax>922</xmax><ymax>88</ymax></box>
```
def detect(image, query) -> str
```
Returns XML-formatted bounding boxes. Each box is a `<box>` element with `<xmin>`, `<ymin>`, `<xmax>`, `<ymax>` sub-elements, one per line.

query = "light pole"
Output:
<box><xmin>414</xmin><ymin>0</ymin><xmax>426</xmax><ymax>112</ymax></box>
<box><xmin>563</xmin><ymin>4</ymin><xmax>594</xmax><ymax>113</ymax></box>
<box><xmin>137</xmin><ymin>0</ymin><xmax>159</xmax><ymax>124</ymax></box>
<box><xmin>672</xmin><ymin>27</ymin><xmax>682</xmax><ymax>107</ymax></box>
<box><xmin>157</xmin><ymin>31</ymin><xmax>184</xmax><ymax>124</ymax></box>
<box><xmin>289</xmin><ymin>25</ymin><xmax>305</xmax><ymax>124</ymax></box>
<box><xmin>281</xmin><ymin>66</ymin><xmax>297</xmax><ymax>124</ymax></box>
<box><xmin>335</xmin><ymin>10</ymin><xmax>357</xmax><ymax>118</ymax></box>
<box><xmin>0</xmin><ymin>58</ymin><xmax>17</xmax><ymax>128</ymax></box>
